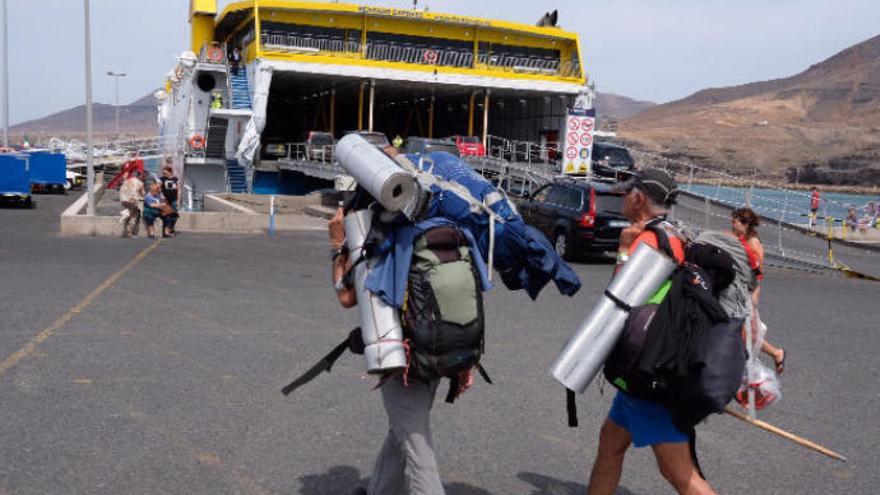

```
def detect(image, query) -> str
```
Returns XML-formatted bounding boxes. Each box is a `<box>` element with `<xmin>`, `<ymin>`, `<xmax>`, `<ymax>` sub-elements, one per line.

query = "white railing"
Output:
<box><xmin>258</xmin><ymin>30</ymin><xmax>581</xmax><ymax>77</ymax></box>
<box><xmin>262</xmin><ymin>31</ymin><xmax>361</xmax><ymax>55</ymax></box>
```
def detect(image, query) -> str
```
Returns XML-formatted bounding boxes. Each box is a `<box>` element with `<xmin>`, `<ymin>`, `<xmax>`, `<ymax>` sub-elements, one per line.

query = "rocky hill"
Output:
<box><xmin>621</xmin><ymin>34</ymin><xmax>880</xmax><ymax>185</ymax></box>
<box><xmin>10</xmin><ymin>93</ymin><xmax>158</xmax><ymax>139</ymax></box>
<box><xmin>596</xmin><ymin>92</ymin><xmax>656</xmax><ymax>122</ymax></box>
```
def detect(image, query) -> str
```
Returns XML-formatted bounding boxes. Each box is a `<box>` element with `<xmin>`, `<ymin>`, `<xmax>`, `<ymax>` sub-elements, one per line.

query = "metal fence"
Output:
<box><xmin>258</xmin><ymin>31</ymin><xmax>581</xmax><ymax>77</ymax></box>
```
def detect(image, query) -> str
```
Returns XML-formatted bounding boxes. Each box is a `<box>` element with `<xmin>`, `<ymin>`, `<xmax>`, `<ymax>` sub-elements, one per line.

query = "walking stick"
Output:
<box><xmin>724</xmin><ymin>407</ymin><xmax>847</xmax><ymax>462</ymax></box>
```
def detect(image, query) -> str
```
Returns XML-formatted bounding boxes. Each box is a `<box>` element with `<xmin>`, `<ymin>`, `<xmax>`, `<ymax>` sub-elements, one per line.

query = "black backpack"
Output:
<box><xmin>282</xmin><ymin>221</ymin><xmax>489</xmax><ymax>403</ymax></box>
<box><xmin>602</xmin><ymin>220</ymin><xmax>746</xmax><ymax>430</ymax></box>
<box><xmin>402</xmin><ymin>225</ymin><xmax>486</xmax><ymax>398</ymax></box>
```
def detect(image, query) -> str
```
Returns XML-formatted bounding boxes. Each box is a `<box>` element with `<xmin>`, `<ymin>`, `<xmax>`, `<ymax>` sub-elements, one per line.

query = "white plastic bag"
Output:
<box><xmin>736</xmin><ymin>358</ymin><xmax>782</xmax><ymax>410</ymax></box>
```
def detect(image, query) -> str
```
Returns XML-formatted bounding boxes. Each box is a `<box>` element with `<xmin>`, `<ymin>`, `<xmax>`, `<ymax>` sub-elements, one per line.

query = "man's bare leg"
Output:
<box><xmin>587</xmin><ymin>419</ymin><xmax>632</xmax><ymax>495</ymax></box>
<box><xmin>652</xmin><ymin>442</ymin><xmax>716</xmax><ymax>495</ymax></box>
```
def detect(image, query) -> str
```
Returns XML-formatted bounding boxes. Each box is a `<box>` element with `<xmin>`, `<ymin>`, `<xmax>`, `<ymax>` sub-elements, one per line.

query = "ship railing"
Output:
<box><xmin>483</xmin><ymin>135</ymin><xmax>563</xmax><ymax>172</ymax></box>
<box><xmin>261</xmin><ymin>30</ymin><xmax>362</xmax><ymax>55</ymax></box>
<box><xmin>278</xmin><ymin>142</ymin><xmax>337</xmax><ymax>165</ymax></box>
<box><xmin>363</xmin><ymin>40</ymin><xmax>475</xmax><ymax>68</ymax></box>
<box><xmin>257</xmin><ymin>28</ymin><xmax>579</xmax><ymax>77</ymax></box>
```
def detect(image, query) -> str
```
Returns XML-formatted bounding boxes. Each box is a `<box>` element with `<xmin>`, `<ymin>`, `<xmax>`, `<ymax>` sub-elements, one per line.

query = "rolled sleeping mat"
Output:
<box><xmin>549</xmin><ymin>243</ymin><xmax>678</xmax><ymax>393</ymax></box>
<box><xmin>335</xmin><ymin>134</ymin><xmax>418</xmax><ymax>212</ymax></box>
<box><xmin>344</xmin><ymin>209</ymin><xmax>408</xmax><ymax>374</ymax></box>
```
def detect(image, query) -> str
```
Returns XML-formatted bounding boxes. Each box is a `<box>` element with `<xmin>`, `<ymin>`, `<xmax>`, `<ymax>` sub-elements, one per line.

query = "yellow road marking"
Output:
<box><xmin>73</xmin><ymin>378</ymin><xmax>93</xmax><ymax>385</ymax></box>
<box><xmin>0</xmin><ymin>240</ymin><xmax>162</xmax><ymax>380</ymax></box>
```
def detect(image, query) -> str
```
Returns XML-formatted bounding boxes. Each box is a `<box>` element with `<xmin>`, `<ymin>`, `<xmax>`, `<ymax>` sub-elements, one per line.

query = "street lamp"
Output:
<box><xmin>106</xmin><ymin>70</ymin><xmax>126</xmax><ymax>137</ymax></box>
<box><xmin>2</xmin><ymin>0</ymin><xmax>9</xmax><ymax>148</ymax></box>
<box><xmin>84</xmin><ymin>0</ymin><xmax>95</xmax><ymax>215</ymax></box>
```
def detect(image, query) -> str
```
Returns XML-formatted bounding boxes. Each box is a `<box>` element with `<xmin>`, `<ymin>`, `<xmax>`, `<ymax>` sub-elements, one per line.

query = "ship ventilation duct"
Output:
<box><xmin>236</xmin><ymin>62</ymin><xmax>273</xmax><ymax>169</ymax></box>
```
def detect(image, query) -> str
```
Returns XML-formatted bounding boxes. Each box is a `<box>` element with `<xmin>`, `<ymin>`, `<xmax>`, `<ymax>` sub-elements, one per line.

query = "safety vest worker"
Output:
<box><xmin>211</xmin><ymin>92</ymin><xmax>223</xmax><ymax>110</ymax></box>
<box><xmin>392</xmin><ymin>135</ymin><xmax>403</xmax><ymax>148</ymax></box>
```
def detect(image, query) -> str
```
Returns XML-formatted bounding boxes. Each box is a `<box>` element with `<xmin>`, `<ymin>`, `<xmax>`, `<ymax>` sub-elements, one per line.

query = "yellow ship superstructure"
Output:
<box><xmin>159</xmin><ymin>1</ymin><xmax>590</xmax><ymax>195</ymax></box>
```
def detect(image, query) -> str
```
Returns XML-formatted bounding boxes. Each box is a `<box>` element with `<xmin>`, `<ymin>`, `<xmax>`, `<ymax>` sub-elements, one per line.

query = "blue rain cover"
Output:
<box><xmin>364</xmin><ymin>152</ymin><xmax>581</xmax><ymax>307</ymax></box>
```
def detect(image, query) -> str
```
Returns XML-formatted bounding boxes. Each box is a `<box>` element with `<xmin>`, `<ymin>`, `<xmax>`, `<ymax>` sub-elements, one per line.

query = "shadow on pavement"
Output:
<box><xmin>518</xmin><ymin>471</ymin><xmax>636</xmax><ymax>495</ymax></box>
<box><xmin>298</xmin><ymin>465</ymin><xmax>495</xmax><ymax>494</ymax></box>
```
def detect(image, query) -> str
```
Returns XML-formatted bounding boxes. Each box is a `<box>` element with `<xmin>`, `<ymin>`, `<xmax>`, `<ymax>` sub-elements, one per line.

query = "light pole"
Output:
<box><xmin>2</xmin><ymin>0</ymin><xmax>9</xmax><ymax>148</ymax></box>
<box><xmin>106</xmin><ymin>70</ymin><xmax>126</xmax><ymax>137</ymax></box>
<box><xmin>84</xmin><ymin>0</ymin><xmax>95</xmax><ymax>215</ymax></box>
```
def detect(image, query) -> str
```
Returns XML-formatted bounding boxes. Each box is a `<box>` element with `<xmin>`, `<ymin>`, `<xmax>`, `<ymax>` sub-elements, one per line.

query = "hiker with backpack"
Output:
<box><xmin>729</xmin><ymin>208</ymin><xmax>785</xmax><ymax>374</ymax></box>
<box><xmin>328</xmin><ymin>205</ymin><xmax>477</xmax><ymax>495</ymax></box>
<box><xmin>292</xmin><ymin>135</ymin><xmax>580</xmax><ymax>495</ymax></box>
<box><xmin>587</xmin><ymin>169</ymin><xmax>719</xmax><ymax>495</ymax></box>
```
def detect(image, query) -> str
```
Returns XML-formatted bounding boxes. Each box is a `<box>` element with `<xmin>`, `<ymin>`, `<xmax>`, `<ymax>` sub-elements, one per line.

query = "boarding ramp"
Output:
<box><xmin>276</xmin><ymin>143</ymin><xmax>343</xmax><ymax>181</ymax></box>
<box><xmin>185</xmin><ymin>159</ymin><xmax>229</xmax><ymax>196</ymax></box>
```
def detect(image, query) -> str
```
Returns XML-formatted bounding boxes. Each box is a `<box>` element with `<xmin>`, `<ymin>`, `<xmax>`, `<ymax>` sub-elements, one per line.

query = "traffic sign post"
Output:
<box><xmin>563</xmin><ymin>108</ymin><xmax>596</xmax><ymax>175</ymax></box>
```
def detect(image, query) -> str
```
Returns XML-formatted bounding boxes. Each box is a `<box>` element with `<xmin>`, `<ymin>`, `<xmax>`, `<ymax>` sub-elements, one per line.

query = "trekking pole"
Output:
<box><xmin>724</xmin><ymin>407</ymin><xmax>847</xmax><ymax>462</ymax></box>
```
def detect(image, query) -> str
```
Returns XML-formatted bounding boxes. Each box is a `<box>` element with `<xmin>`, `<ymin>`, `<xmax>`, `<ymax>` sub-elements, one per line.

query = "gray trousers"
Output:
<box><xmin>367</xmin><ymin>376</ymin><xmax>444</xmax><ymax>495</ymax></box>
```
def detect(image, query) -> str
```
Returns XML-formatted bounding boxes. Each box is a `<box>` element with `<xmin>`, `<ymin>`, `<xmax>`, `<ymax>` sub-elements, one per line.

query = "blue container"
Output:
<box><xmin>27</xmin><ymin>151</ymin><xmax>67</xmax><ymax>187</ymax></box>
<box><xmin>0</xmin><ymin>154</ymin><xmax>31</xmax><ymax>196</ymax></box>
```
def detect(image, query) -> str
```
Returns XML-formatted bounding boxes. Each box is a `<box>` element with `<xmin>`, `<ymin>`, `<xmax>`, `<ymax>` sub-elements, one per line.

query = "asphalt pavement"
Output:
<box><xmin>1</xmin><ymin>193</ymin><xmax>878</xmax><ymax>494</ymax></box>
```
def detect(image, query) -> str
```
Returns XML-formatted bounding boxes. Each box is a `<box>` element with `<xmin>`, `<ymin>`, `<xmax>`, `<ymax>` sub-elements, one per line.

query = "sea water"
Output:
<box><xmin>687</xmin><ymin>184</ymin><xmax>880</xmax><ymax>222</ymax></box>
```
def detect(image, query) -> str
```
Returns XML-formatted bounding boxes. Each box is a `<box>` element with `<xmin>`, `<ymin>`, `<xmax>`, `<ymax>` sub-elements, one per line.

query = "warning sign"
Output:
<box><xmin>580</xmin><ymin>133</ymin><xmax>593</xmax><ymax>147</ymax></box>
<box><xmin>563</xmin><ymin>108</ymin><xmax>596</xmax><ymax>175</ymax></box>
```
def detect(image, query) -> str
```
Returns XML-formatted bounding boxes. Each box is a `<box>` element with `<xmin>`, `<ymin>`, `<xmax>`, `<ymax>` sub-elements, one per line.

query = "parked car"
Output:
<box><xmin>344</xmin><ymin>131</ymin><xmax>390</xmax><ymax>148</ymax></box>
<box><xmin>262</xmin><ymin>143</ymin><xmax>288</xmax><ymax>159</ymax></box>
<box><xmin>65</xmin><ymin>170</ymin><xmax>85</xmax><ymax>190</ymax></box>
<box><xmin>405</xmin><ymin>137</ymin><xmax>461</xmax><ymax>157</ymax></box>
<box><xmin>515</xmin><ymin>179</ymin><xmax>629</xmax><ymax>260</ymax></box>
<box><xmin>306</xmin><ymin>131</ymin><xmax>335</xmax><ymax>161</ymax></box>
<box><xmin>591</xmin><ymin>141</ymin><xmax>636</xmax><ymax>179</ymax></box>
<box><xmin>449</xmin><ymin>135</ymin><xmax>485</xmax><ymax>156</ymax></box>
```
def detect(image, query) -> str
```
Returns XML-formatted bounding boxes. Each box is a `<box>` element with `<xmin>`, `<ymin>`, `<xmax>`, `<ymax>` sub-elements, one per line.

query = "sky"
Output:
<box><xmin>2</xmin><ymin>0</ymin><xmax>879</xmax><ymax>125</ymax></box>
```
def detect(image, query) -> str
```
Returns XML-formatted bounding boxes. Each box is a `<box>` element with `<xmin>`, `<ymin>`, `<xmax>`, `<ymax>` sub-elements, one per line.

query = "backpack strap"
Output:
<box><xmin>643</xmin><ymin>218</ymin><xmax>676</xmax><ymax>259</ymax></box>
<box><xmin>281</xmin><ymin>328</ymin><xmax>362</xmax><ymax>396</ymax></box>
<box><xmin>444</xmin><ymin>364</ymin><xmax>493</xmax><ymax>404</ymax></box>
<box><xmin>566</xmin><ymin>389</ymin><xmax>579</xmax><ymax>427</ymax></box>
<box><xmin>445</xmin><ymin>375</ymin><xmax>460</xmax><ymax>404</ymax></box>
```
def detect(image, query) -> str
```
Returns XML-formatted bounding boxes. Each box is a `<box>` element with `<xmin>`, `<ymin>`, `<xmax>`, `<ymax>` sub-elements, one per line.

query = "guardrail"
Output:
<box><xmin>259</xmin><ymin>31</ymin><xmax>581</xmax><ymax>78</ymax></box>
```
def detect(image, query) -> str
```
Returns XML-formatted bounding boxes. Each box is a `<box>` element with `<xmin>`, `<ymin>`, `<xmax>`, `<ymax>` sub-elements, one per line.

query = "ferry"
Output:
<box><xmin>158</xmin><ymin>0</ymin><xmax>590</xmax><ymax>199</ymax></box>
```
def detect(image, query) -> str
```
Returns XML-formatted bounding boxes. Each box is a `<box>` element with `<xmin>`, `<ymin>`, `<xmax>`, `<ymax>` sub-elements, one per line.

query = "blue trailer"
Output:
<box><xmin>27</xmin><ymin>151</ymin><xmax>68</xmax><ymax>193</ymax></box>
<box><xmin>0</xmin><ymin>154</ymin><xmax>34</xmax><ymax>207</ymax></box>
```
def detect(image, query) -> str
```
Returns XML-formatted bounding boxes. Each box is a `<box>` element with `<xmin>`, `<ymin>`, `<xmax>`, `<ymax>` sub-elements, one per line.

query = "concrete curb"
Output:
<box><xmin>204</xmin><ymin>194</ymin><xmax>258</xmax><ymax>214</ymax></box>
<box><xmin>304</xmin><ymin>204</ymin><xmax>335</xmax><ymax>220</ymax></box>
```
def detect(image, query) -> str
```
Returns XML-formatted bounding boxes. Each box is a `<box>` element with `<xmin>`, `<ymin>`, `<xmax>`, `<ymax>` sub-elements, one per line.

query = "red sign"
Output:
<box><xmin>568</xmin><ymin>118</ymin><xmax>580</xmax><ymax>131</ymax></box>
<box><xmin>566</xmin><ymin>146</ymin><xmax>578</xmax><ymax>160</ymax></box>
<box><xmin>567</xmin><ymin>133</ymin><xmax>579</xmax><ymax>145</ymax></box>
<box><xmin>580</xmin><ymin>133</ymin><xmax>593</xmax><ymax>147</ymax></box>
<box><xmin>581</xmin><ymin>118</ymin><xmax>594</xmax><ymax>132</ymax></box>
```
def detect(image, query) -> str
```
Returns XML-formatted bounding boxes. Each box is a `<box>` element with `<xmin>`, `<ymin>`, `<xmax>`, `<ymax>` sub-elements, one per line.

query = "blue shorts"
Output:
<box><xmin>608</xmin><ymin>391</ymin><xmax>688</xmax><ymax>447</ymax></box>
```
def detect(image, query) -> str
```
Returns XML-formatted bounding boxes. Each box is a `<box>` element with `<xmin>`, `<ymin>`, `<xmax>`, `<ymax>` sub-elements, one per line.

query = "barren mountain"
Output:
<box><xmin>10</xmin><ymin>93</ymin><xmax>158</xmax><ymax>139</ymax></box>
<box><xmin>596</xmin><ymin>92</ymin><xmax>656</xmax><ymax>121</ymax></box>
<box><xmin>621</xmin><ymin>34</ymin><xmax>880</xmax><ymax>185</ymax></box>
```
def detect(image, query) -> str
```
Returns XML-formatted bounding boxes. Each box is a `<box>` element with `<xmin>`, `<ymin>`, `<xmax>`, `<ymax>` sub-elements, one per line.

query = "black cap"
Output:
<box><xmin>614</xmin><ymin>169</ymin><xmax>679</xmax><ymax>206</ymax></box>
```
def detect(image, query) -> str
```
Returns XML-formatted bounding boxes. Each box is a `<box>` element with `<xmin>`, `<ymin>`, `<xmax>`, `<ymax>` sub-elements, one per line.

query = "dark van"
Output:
<box><xmin>516</xmin><ymin>179</ymin><xmax>629</xmax><ymax>260</ymax></box>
